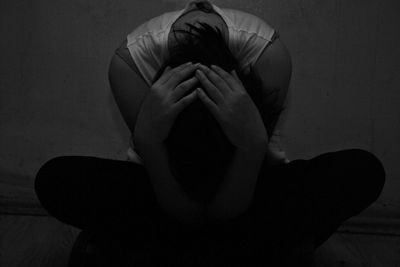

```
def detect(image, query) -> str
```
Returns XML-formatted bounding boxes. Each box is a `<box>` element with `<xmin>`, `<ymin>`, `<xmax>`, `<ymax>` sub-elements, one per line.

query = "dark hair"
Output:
<box><xmin>152</xmin><ymin>21</ymin><xmax>285</xmax><ymax>204</ymax></box>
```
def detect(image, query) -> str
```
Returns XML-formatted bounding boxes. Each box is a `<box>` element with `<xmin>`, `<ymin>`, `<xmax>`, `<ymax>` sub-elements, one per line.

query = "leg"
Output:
<box><xmin>34</xmin><ymin>155</ymin><xmax>163</xmax><ymax>239</ymax></box>
<box><xmin>301</xmin><ymin>148</ymin><xmax>386</xmax><ymax>248</ymax></box>
<box><xmin>244</xmin><ymin>148</ymin><xmax>385</xmax><ymax>265</ymax></box>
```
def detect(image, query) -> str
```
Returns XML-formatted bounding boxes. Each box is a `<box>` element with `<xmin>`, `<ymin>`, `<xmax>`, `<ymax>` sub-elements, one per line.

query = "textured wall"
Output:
<box><xmin>1</xmin><ymin>0</ymin><xmax>399</xmax><ymax>209</ymax></box>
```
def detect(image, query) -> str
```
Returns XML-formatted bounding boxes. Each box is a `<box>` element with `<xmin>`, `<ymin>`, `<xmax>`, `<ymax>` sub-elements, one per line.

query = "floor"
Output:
<box><xmin>1</xmin><ymin>214</ymin><xmax>399</xmax><ymax>267</ymax></box>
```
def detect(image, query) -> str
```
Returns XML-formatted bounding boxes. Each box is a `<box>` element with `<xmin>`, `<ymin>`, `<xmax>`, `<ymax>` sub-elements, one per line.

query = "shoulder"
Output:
<box><xmin>251</xmin><ymin>37</ymin><xmax>292</xmax><ymax>111</ymax></box>
<box><xmin>253</xmin><ymin>37</ymin><xmax>292</xmax><ymax>91</ymax></box>
<box><xmin>108</xmin><ymin>41</ymin><xmax>150</xmax><ymax>135</ymax></box>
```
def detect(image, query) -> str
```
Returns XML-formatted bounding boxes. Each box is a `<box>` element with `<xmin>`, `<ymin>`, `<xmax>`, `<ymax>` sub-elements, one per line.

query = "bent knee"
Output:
<box><xmin>35</xmin><ymin>156</ymin><xmax>67</xmax><ymax>188</ymax></box>
<box><xmin>349</xmin><ymin>149</ymin><xmax>386</xmax><ymax>200</ymax></box>
<box><xmin>34</xmin><ymin>156</ymin><xmax>70</xmax><ymax>208</ymax></box>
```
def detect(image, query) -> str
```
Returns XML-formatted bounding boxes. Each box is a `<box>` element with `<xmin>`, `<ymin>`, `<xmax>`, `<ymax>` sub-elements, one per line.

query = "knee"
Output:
<box><xmin>35</xmin><ymin>156</ymin><xmax>66</xmax><ymax>191</ymax></box>
<box><xmin>348</xmin><ymin>149</ymin><xmax>386</xmax><ymax>201</ymax></box>
<box><xmin>34</xmin><ymin>156</ymin><xmax>68</xmax><ymax>210</ymax></box>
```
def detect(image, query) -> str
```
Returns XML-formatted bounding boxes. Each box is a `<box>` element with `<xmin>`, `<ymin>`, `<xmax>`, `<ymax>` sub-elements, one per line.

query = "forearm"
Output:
<box><xmin>207</xmin><ymin>143</ymin><xmax>268</xmax><ymax>223</ymax></box>
<box><xmin>137</xmin><ymin>142</ymin><xmax>205</xmax><ymax>225</ymax></box>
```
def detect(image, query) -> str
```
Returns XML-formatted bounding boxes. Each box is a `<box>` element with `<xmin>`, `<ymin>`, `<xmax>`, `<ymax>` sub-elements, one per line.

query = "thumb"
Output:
<box><xmin>196</xmin><ymin>87</ymin><xmax>220</xmax><ymax>120</ymax></box>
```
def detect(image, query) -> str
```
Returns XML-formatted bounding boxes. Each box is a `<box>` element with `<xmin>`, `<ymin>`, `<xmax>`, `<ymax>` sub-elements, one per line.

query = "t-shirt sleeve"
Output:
<box><xmin>115</xmin><ymin>39</ymin><xmax>138</xmax><ymax>73</ymax></box>
<box><xmin>231</xmin><ymin>13</ymin><xmax>279</xmax><ymax>74</ymax></box>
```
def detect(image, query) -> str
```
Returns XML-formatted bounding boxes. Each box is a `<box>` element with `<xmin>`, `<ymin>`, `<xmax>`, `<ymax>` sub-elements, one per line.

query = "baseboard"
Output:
<box><xmin>338</xmin><ymin>202</ymin><xmax>400</xmax><ymax>236</ymax></box>
<box><xmin>0</xmin><ymin>182</ymin><xmax>46</xmax><ymax>215</ymax></box>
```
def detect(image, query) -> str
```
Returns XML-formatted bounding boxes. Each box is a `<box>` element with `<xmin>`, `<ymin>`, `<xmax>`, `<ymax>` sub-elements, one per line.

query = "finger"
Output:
<box><xmin>196</xmin><ymin>88</ymin><xmax>220</xmax><ymax>120</ymax></box>
<box><xmin>165</xmin><ymin>63</ymin><xmax>198</xmax><ymax>88</ymax></box>
<box><xmin>156</xmin><ymin>62</ymin><xmax>193</xmax><ymax>85</ymax></box>
<box><xmin>171</xmin><ymin>88</ymin><xmax>198</xmax><ymax>116</ymax></box>
<box><xmin>197</xmin><ymin>64</ymin><xmax>231</xmax><ymax>97</ymax></box>
<box><xmin>195</xmin><ymin>69</ymin><xmax>224</xmax><ymax>105</ymax></box>
<box><xmin>171</xmin><ymin>76</ymin><xmax>199</xmax><ymax>103</ymax></box>
<box><xmin>210</xmin><ymin>65</ymin><xmax>244</xmax><ymax>94</ymax></box>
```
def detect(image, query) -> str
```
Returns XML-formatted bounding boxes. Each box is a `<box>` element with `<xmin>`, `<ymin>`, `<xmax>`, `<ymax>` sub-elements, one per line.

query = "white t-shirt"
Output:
<box><xmin>124</xmin><ymin>0</ymin><xmax>289</xmax><ymax>165</ymax></box>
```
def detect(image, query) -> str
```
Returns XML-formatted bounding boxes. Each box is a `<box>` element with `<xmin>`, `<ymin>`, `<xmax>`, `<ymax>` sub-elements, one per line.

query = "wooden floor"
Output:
<box><xmin>0</xmin><ymin>214</ymin><xmax>399</xmax><ymax>267</ymax></box>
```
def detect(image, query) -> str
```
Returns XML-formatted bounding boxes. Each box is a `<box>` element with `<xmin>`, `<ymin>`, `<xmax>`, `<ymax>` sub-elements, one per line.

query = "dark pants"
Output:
<box><xmin>34</xmin><ymin>148</ymin><xmax>385</xmax><ymax>265</ymax></box>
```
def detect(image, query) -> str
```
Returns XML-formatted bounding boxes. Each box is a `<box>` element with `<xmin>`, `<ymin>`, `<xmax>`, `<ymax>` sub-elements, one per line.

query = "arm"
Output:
<box><xmin>206</xmin><ymin>38</ymin><xmax>291</xmax><ymax>222</ymax></box>
<box><xmin>137</xmin><ymin>141</ymin><xmax>205</xmax><ymax>226</ymax></box>
<box><xmin>108</xmin><ymin>52</ymin><xmax>205</xmax><ymax>225</ymax></box>
<box><xmin>253</xmin><ymin>38</ymin><xmax>292</xmax><ymax>166</ymax></box>
<box><xmin>207</xmin><ymin>142</ymin><xmax>268</xmax><ymax>223</ymax></box>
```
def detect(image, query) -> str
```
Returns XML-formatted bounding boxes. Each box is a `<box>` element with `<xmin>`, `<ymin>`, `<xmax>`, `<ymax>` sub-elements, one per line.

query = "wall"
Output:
<box><xmin>1</xmin><ymin>0</ymin><xmax>399</xmax><ymax>215</ymax></box>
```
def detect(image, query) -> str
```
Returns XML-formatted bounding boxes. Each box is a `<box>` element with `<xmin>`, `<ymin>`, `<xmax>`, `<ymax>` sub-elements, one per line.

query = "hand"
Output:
<box><xmin>195</xmin><ymin>64</ymin><xmax>269</xmax><ymax>150</ymax></box>
<box><xmin>134</xmin><ymin>62</ymin><xmax>199</xmax><ymax>149</ymax></box>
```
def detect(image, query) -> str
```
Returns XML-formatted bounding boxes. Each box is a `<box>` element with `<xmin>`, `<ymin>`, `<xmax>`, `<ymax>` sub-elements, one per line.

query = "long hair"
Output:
<box><xmin>152</xmin><ymin>21</ymin><xmax>285</xmax><ymax>204</ymax></box>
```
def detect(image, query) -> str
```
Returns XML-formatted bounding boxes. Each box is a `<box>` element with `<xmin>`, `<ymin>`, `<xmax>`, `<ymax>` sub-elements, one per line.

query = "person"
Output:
<box><xmin>34</xmin><ymin>0</ymin><xmax>386</xmax><ymax>266</ymax></box>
